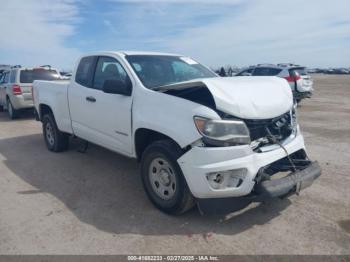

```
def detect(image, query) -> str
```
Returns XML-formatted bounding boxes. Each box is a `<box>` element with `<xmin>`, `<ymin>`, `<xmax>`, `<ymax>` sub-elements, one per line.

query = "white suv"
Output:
<box><xmin>0</xmin><ymin>66</ymin><xmax>61</xmax><ymax>119</ymax></box>
<box><xmin>236</xmin><ymin>64</ymin><xmax>313</xmax><ymax>102</ymax></box>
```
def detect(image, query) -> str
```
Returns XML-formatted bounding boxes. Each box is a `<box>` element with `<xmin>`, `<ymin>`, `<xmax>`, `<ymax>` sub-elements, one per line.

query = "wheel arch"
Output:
<box><xmin>38</xmin><ymin>103</ymin><xmax>54</xmax><ymax>121</ymax></box>
<box><xmin>134</xmin><ymin>128</ymin><xmax>186</xmax><ymax>161</ymax></box>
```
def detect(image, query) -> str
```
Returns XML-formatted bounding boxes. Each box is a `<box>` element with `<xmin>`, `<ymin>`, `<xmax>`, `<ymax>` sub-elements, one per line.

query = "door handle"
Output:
<box><xmin>86</xmin><ymin>96</ymin><xmax>96</xmax><ymax>102</ymax></box>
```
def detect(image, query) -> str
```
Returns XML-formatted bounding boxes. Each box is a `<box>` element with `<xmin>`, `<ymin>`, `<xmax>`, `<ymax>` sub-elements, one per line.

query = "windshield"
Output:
<box><xmin>125</xmin><ymin>55</ymin><xmax>217</xmax><ymax>89</ymax></box>
<box><xmin>20</xmin><ymin>69</ymin><xmax>61</xmax><ymax>83</ymax></box>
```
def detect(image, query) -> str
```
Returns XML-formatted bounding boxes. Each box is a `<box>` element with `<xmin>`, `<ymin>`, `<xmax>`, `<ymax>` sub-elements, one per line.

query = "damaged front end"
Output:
<box><xmin>219</xmin><ymin>105</ymin><xmax>298</xmax><ymax>152</ymax></box>
<box><xmin>157</xmin><ymin>79</ymin><xmax>321</xmax><ymax>215</ymax></box>
<box><xmin>253</xmin><ymin>149</ymin><xmax>321</xmax><ymax>198</ymax></box>
<box><xmin>157</xmin><ymin>81</ymin><xmax>217</xmax><ymax>111</ymax></box>
<box><xmin>198</xmin><ymin>149</ymin><xmax>322</xmax><ymax>215</ymax></box>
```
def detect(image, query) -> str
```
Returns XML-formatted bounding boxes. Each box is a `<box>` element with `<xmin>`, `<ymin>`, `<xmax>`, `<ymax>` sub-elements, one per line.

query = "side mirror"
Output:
<box><xmin>102</xmin><ymin>79</ymin><xmax>132</xmax><ymax>96</ymax></box>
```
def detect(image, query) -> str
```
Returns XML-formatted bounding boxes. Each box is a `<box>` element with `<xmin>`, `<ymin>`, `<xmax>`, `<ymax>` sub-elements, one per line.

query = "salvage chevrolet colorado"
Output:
<box><xmin>33</xmin><ymin>51</ymin><xmax>321</xmax><ymax>215</ymax></box>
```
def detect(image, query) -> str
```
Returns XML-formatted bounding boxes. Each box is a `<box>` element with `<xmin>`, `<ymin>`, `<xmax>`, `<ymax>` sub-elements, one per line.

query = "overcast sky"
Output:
<box><xmin>0</xmin><ymin>0</ymin><xmax>349</xmax><ymax>70</ymax></box>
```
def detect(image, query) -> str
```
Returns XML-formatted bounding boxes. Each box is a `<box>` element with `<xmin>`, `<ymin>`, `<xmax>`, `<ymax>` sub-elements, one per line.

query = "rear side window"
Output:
<box><xmin>20</xmin><ymin>69</ymin><xmax>60</xmax><ymax>83</ymax></box>
<box><xmin>10</xmin><ymin>70</ymin><xmax>16</xmax><ymax>83</ymax></box>
<box><xmin>3</xmin><ymin>72</ymin><xmax>9</xmax><ymax>83</ymax></box>
<box><xmin>290</xmin><ymin>67</ymin><xmax>307</xmax><ymax>76</ymax></box>
<box><xmin>75</xmin><ymin>56</ymin><xmax>96</xmax><ymax>87</ymax></box>
<box><xmin>236</xmin><ymin>68</ymin><xmax>253</xmax><ymax>76</ymax></box>
<box><xmin>253</xmin><ymin>67</ymin><xmax>282</xmax><ymax>76</ymax></box>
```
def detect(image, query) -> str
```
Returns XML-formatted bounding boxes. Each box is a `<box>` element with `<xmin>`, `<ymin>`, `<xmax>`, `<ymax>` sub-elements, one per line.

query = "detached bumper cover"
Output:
<box><xmin>254</xmin><ymin>161</ymin><xmax>322</xmax><ymax>198</ymax></box>
<box><xmin>198</xmin><ymin>161</ymin><xmax>321</xmax><ymax>215</ymax></box>
<box><xmin>178</xmin><ymin>131</ymin><xmax>306</xmax><ymax>199</ymax></box>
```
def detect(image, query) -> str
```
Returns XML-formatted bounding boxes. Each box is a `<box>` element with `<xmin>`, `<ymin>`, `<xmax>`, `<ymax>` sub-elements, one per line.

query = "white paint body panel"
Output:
<box><xmin>201</xmin><ymin>76</ymin><xmax>293</xmax><ymax>119</ymax></box>
<box><xmin>68</xmin><ymin>80</ymin><xmax>133</xmax><ymax>155</ymax></box>
<box><xmin>33</xmin><ymin>80</ymin><xmax>73</xmax><ymax>134</ymax></box>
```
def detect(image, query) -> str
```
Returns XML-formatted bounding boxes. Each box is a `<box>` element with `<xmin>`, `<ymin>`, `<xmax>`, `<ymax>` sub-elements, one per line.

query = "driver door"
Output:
<box><xmin>69</xmin><ymin>56</ymin><xmax>133</xmax><ymax>155</ymax></box>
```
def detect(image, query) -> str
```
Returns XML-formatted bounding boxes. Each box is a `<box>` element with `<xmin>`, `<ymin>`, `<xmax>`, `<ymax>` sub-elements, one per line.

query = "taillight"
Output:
<box><xmin>294</xmin><ymin>73</ymin><xmax>301</xmax><ymax>81</ymax></box>
<box><xmin>284</xmin><ymin>73</ymin><xmax>301</xmax><ymax>82</ymax></box>
<box><xmin>284</xmin><ymin>76</ymin><xmax>294</xmax><ymax>82</ymax></box>
<box><xmin>12</xmin><ymin>85</ymin><xmax>22</xmax><ymax>95</ymax></box>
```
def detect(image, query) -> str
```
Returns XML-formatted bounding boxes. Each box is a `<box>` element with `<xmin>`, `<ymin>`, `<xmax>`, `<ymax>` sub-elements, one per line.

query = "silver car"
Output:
<box><xmin>0</xmin><ymin>66</ymin><xmax>61</xmax><ymax>119</ymax></box>
<box><xmin>236</xmin><ymin>63</ymin><xmax>313</xmax><ymax>102</ymax></box>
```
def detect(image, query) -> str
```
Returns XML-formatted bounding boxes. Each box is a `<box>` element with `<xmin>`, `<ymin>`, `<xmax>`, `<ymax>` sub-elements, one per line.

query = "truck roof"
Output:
<box><xmin>85</xmin><ymin>51</ymin><xmax>183</xmax><ymax>57</ymax></box>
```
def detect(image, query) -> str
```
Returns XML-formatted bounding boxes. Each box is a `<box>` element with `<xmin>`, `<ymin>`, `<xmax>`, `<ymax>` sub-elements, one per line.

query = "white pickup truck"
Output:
<box><xmin>33</xmin><ymin>51</ymin><xmax>321</xmax><ymax>215</ymax></box>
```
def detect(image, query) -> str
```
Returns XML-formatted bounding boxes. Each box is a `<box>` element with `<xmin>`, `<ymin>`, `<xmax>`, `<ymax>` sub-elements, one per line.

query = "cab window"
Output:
<box><xmin>75</xmin><ymin>56</ymin><xmax>96</xmax><ymax>87</ymax></box>
<box><xmin>93</xmin><ymin>56</ymin><xmax>130</xmax><ymax>90</ymax></box>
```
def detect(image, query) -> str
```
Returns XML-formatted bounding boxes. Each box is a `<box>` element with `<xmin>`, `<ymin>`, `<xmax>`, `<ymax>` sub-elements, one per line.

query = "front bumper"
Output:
<box><xmin>178</xmin><ymin>130</ymin><xmax>306</xmax><ymax>199</ymax></box>
<box><xmin>197</xmin><ymin>160</ymin><xmax>321</xmax><ymax>214</ymax></box>
<box><xmin>255</xmin><ymin>161</ymin><xmax>321</xmax><ymax>198</ymax></box>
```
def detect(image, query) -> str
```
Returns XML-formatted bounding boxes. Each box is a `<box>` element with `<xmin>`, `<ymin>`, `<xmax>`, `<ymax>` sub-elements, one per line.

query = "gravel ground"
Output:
<box><xmin>0</xmin><ymin>74</ymin><xmax>349</xmax><ymax>255</ymax></box>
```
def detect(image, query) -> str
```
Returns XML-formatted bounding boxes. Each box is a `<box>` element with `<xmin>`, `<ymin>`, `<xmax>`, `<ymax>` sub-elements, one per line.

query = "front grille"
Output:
<box><xmin>243</xmin><ymin>111</ymin><xmax>293</xmax><ymax>142</ymax></box>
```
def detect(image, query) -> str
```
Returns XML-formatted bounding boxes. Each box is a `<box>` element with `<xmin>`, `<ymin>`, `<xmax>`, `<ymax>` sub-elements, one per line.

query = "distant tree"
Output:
<box><xmin>227</xmin><ymin>67</ymin><xmax>233</xmax><ymax>76</ymax></box>
<box><xmin>224</xmin><ymin>65</ymin><xmax>232</xmax><ymax>74</ymax></box>
<box><xmin>219</xmin><ymin>67</ymin><xmax>226</xmax><ymax>77</ymax></box>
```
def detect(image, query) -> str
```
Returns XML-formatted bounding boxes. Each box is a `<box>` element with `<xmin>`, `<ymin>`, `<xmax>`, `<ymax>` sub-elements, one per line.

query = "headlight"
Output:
<box><xmin>194</xmin><ymin>116</ymin><xmax>251</xmax><ymax>146</ymax></box>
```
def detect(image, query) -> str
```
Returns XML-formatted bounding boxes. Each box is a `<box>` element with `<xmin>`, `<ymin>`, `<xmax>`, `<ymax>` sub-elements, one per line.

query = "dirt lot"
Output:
<box><xmin>0</xmin><ymin>75</ymin><xmax>349</xmax><ymax>255</ymax></box>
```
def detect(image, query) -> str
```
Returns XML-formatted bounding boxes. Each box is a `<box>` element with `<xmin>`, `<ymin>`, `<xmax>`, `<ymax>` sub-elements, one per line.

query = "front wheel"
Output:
<box><xmin>141</xmin><ymin>140</ymin><xmax>195</xmax><ymax>215</ymax></box>
<box><xmin>42</xmin><ymin>113</ymin><xmax>69</xmax><ymax>152</ymax></box>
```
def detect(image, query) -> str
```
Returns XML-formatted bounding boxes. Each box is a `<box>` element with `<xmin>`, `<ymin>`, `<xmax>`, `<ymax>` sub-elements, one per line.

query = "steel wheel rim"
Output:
<box><xmin>148</xmin><ymin>157</ymin><xmax>176</xmax><ymax>200</ymax></box>
<box><xmin>45</xmin><ymin>122</ymin><xmax>55</xmax><ymax>146</ymax></box>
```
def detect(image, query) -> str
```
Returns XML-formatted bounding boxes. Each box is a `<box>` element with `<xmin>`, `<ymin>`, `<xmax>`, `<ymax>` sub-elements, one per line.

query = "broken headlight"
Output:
<box><xmin>194</xmin><ymin>117</ymin><xmax>251</xmax><ymax>147</ymax></box>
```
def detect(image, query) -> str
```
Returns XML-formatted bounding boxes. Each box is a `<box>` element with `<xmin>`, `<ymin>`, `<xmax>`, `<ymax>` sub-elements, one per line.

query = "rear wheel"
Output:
<box><xmin>141</xmin><ymin>140</ymin><xmax>195</xmax><ymax>215</ymax></box>
<box><xmin>42</xmin><ymin>113</ymin><xmax>69</xmax><ymax>152</ymax></box>
<box><xmin>7</xmin><ymin>98</ymin><xmax>19</xmax><ymax>119</ymax></box>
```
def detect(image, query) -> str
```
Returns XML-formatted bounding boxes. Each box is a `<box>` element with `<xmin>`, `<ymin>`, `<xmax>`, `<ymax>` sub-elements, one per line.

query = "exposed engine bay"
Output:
<box><xmin>160</xmin><ymin>82</ymin><xmax>297</xmax><ymax>152</ymax></box>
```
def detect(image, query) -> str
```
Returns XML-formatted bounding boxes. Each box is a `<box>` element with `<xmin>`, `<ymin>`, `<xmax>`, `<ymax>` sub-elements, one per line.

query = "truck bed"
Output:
<box><xmin>33</xmin><ymin>80</ymin><xmax>73</xmax><ymax>134</ymax></box>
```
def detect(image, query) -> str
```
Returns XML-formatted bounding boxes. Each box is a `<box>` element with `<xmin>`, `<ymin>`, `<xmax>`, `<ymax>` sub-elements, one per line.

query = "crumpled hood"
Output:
<box><xmin>200</xmin><ymin>76</ymin><xmax>293</xmax><ymax>119</ymax></box>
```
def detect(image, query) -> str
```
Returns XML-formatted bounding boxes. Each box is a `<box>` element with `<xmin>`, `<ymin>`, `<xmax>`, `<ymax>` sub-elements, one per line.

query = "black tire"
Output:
<box><xmin>42</xmin><ymin>113</ymin><xmax>69</xmax><ymax>152</ymax></box>
<box><xmin>7</xmin><ymin>98</ymin><xmax>19</xmax><ymax>119</ymax></box>
<box><xmin>141</xmin><ymin>139</ymin><xmax>195</xmax><ymax>215</ymax></box>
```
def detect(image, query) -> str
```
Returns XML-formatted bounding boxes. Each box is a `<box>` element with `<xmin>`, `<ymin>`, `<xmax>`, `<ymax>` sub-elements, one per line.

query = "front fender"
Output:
<box><xmin>132</xmin><ymin>89</ymin><xmax>220</xmax><ymax>148</ymax></box>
